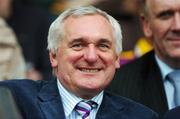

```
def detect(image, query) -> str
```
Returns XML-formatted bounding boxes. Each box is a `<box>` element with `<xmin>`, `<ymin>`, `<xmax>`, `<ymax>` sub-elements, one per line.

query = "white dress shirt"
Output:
<box><xmin>155</xmin><ymin>55</ymin><xmax>176</xmax><ymax>109</ymax></box>
<box><xmin>57</xmin><ymin>79</ymin><xmax>103</xmax><ymax>119</ymax></box>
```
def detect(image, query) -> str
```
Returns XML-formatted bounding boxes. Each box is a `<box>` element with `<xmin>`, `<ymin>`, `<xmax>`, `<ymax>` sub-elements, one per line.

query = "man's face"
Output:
<box><xmin>50</xmin><ymin>14</ymin><xmax>120</xmax><ymax>99</ymax></box>
<box><xmin>142</xmin><ymin>0</ymin><xmax>180</xmax><ymax>67</ymax></box>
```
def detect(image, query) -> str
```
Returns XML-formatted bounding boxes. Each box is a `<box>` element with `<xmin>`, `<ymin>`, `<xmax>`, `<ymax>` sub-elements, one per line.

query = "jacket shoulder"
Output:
<box><xmin>104</xmin><ymin>92</ymin><xmax>158</xmax><ymax>119</ymax></box>
<box><xmin>0</xmin><ymin>79</ymin><xmax>41</xmax><ymax>88</ymax></box>
<box><xmin>120</xmin><ymin>51</ymin><xmax>155</xmax><ymax>71</ymax></box>
<box><xmin>0</xmin><ymin>79</ymin><xmax>48</xmax><ymax>96</ymax></box>
<box><xmin>107</xmin><ymin>51</ymin><xmax>159</xmax><ymax>100</ymax></box>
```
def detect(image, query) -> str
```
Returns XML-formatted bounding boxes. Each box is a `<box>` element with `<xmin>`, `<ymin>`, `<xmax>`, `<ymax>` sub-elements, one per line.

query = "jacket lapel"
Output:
<box><xmin>96</xmin><ymin>92</ymin><xmax>125</xmax><ymax>119</ymax></box>
<box><xmin>37</xmin><ymin>79</ymin><xmax>65</xmax><ymax>119</ymax></box>
<box><xmin>141</xmin><ymin>51</ymin><xmax>168</xmax><ymax>115</ymax></box>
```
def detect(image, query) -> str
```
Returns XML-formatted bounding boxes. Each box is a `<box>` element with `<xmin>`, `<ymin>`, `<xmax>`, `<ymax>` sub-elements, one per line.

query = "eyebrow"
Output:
<box><xmin>68</xmin><ymin>37</ymin><xmax>112</xmax><ymax>45</ymax></box>
<box><xmin>69</xmin><ymin>38</ymin><xmax>84</xmax><ymax>44</ymax></box>
<box><xmin>97</xmin><ymin>38</ymin><xmax>112</xmax><ymax>45</ymax></box>
<box><xmin>156</xmin><ymin>9</ymin><xmax>174</xmax><ymax>18</ymax></box>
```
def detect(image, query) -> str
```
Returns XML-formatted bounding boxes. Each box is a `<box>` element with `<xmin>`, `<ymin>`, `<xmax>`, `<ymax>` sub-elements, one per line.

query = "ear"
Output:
<box><xmin>115</xmin><ymin>55</ymin><xmax>120</xmax><ymax>69</ymax></box>
<box><xmin>140</xmin><ymin>14</ymin><xmax>152</xmax><ymax>38</ymax></box>
<box><xmin>49</xmin><ymin>51</ymin><xmax>58</xmax><ymax>68</ymax></box>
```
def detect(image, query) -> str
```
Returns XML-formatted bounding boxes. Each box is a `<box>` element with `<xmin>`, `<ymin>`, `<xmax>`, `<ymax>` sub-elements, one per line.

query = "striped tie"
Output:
<box><xmin>75</xmin><ymin>100</ymin><xmax>98</xmax><ymax>119</ymax></box>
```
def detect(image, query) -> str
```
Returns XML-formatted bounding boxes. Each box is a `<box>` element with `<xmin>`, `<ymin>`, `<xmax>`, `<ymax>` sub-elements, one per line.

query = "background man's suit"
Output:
<box><xmin>0</xmin><ymin>79</ymin><xmax>157</xmax><ymax>119</ymax></box>
<box><xmin>107</xmin><ymin>50</ymin><xmax>168</xmax><ymax>117</ymax></box>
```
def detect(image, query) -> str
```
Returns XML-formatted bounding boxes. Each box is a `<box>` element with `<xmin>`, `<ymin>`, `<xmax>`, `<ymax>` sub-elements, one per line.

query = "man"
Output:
<box><xmin>0</xmin><ymin>0</ymin><xmax>26</xmax><ymax>80</ymax></box>
<box><xmin>163</xmin><ymin>106</ymin><xmax>180</xmax><ymax>119</ymax></box>
<box><xmin>0</xmin><ymin>6</ymin><xmax>158</xmax><ymax>119</ymax></box>
<box><xmin>7</xmin><ymin>0</ymin><xmax>53</xmax><ymax>80</ymax></box>
<box><xmin>0</xmin><ymin>17</ymin><xmax>26</xmax><ymax>80</ymax></box>
<box><xmin>107</xmin><ymin>0</ymin><xmax>180</xmax><ymax>117</ymax></box>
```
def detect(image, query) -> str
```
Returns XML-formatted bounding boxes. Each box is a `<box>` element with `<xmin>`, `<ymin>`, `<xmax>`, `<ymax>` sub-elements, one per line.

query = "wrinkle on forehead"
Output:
<box><xmin>147</xmin><ymin>0</ymin><xmax>180</xmax><ymax>14</ymax></box>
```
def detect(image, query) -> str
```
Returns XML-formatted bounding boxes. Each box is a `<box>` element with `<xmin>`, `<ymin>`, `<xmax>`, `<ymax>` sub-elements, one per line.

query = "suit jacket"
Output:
<box><xmin>0</xmin><ymin>79</ymin><xmax>158</xmax><ymax>119</ymax></box>
<box><xmin>107</xmin><ymin>50</ymin><xmax>168</xmax><ymax>118</ymax></box>
<box><xmin>163</xmin><ymin>106</ymin><xmax>180</xmax><ymax>119</ymax></box>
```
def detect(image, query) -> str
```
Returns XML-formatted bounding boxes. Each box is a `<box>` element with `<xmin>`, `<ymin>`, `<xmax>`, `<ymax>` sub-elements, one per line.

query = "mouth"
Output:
<box><xmin>168</xmin><ymin>38</ymin><xmax>180</xmax><ymax>44</ymax></box>
<box><xmin>78</xmin><ymin>68</ymin><xmax>102</xmax><ymax>73</ymax></box>
<box><xmin>167</xmin><ymin>32</ymin><xmax>180</xmax><ymax>41</ymax></box>
<box><xmin>169</xmin><ymin>37</ymin><xmax>180</xmax><ymax>41</ymax></box>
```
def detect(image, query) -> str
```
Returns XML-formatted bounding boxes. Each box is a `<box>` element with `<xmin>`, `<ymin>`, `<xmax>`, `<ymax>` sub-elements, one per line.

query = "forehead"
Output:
<box><xmin>63</xmin><ymin>14</ymin><xmax>114</xmax><ymax>42</ymax></box>
<box><xmin>64</xmin><ymin>14</ymin><xmax>111</xmax><ymax>28</ymax></box>
<box><xmin>146</xmin><ymin>0</ymin><xmax>180</xmax><ymax>14</ymax></box>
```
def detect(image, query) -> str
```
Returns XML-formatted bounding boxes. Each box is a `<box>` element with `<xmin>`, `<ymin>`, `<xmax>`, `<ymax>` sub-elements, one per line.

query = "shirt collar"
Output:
<box><xmin>155</xmin><ymin>55</ymin><xmax>174</xmax><ymax>80</ymax></box>
<box><xmin>57</xmin><ymin>79</ymin><xmax>103</xmax><ymax>118</ymax></box>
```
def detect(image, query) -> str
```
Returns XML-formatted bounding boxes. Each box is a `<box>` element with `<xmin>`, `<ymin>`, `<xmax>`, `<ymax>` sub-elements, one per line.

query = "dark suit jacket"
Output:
<box><xmin>163</xmin><ymin>106</ymin><xmax>180</xmax><ymax>119</ymax></box>
<box><xmin>107</xmin><ymin>50</ymin><xmax>168</xmax><ymax>118</ymax></box>
<box><xmin>0</xmin><ymin>79</ymin><xmax>158</xmax><ymax>119</ymax></box>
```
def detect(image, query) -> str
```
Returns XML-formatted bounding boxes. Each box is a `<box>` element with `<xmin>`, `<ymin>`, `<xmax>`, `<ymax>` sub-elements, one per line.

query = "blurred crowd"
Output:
<box><xmin>0</xmin><ymin>0</ymin><xmax>152</xmax><ymax>80</ymax></box>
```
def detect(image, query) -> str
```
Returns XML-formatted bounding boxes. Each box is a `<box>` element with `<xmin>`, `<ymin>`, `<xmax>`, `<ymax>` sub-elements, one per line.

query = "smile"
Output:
<box><xmin>78</xmin><ymin>68</ymin><xmax>101</xmax><ymax>73</ymax></box>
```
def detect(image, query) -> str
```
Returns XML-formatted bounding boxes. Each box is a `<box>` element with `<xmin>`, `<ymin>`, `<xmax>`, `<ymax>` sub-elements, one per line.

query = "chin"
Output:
<box><xmin>79</xmin><ymin>83</ymin><xmax>101</xmax><ymax>91</ymax></box>
<box><xmin>169</xmin><ymin>52</ymin><xmax>180</xmax><ymax>58</ymax></box>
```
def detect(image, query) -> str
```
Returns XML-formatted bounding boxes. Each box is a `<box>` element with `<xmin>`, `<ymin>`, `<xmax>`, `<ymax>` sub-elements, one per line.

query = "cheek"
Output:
<box><xmin>101</xmin><ymin>53</ymin><xmax>118</xmax><ymax>66</ymax></box>
<box><xmin>151</xmin><ymin>21</ymin><xmax>170</xmax><ymax>39</ymax></box>
<box><xmin>153</xmin><ymin>27</ymin><xmax>165</xmax><ymax>38</ymax></box>
<box><xmin>58</xmin><ymin>52</ymin><xmax>84</xmax><ymax>72</ymax></box>
<box><xmin>67</xmin><ymin>52</ymin><xmax>84</xmax><ymax>64</ymax></box>
<box><xmin>151</xmin><ymin>27</ymin><xmax>168</xmax><ymax>49</ymax></box>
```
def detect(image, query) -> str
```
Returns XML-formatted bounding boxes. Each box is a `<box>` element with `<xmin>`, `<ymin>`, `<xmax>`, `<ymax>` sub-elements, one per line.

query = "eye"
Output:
<box><xmin>71</xmin><ymin>42</ymin><xmax>83</xmax><ymax>50</ymax></box>
<box><xmin>158</xmin><ymin>11</ymin><xmax>174</xmax><ymax>20</ymax></box>
<box><xmin>98</xmin><ymin>43</ymin><xmax>110</xmax><ymax>51</ymax></box>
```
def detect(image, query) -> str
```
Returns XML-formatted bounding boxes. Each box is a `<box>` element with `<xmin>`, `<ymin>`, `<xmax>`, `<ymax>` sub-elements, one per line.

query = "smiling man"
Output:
<box><xmin>49</xmin><ymin>13</ymin><xmax>119</xmax><ymax>100</ymax></box>
<box><xmin>0</xmin><ymin>6</ymin><xmax>158</xmax><ymax>119</ymax></box>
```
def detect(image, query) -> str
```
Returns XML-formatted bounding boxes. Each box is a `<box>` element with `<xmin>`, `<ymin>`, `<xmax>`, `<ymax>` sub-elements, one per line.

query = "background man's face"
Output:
<box><xmin>142</xmin><ymin>0</ymin><xmax>180</xmax><ymax>66</ymax></box>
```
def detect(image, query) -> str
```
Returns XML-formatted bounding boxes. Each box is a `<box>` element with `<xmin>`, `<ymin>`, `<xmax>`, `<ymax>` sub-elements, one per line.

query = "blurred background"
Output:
<box><xmin>0</xmin><ymin>0</ymin><xmax>153</xmax><ymax>80</ymax></box>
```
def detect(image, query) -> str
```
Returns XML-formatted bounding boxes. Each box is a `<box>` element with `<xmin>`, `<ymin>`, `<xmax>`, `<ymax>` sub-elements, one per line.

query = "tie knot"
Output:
<box><xmin>168</xmin><ymin>71</ymin><xmax>180</xmax><ymax>83</ymax></box>
<box><xmin>75</xmin><ymin>100</ymin><xmax>98</xmax><ymax>119</ymax></box>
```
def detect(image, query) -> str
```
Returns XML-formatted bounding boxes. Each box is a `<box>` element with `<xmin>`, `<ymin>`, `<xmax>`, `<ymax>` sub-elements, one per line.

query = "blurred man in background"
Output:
<box><xmin>0</xmin><ymin>0</ymin><xmax>26</xmax><ymax>80</ymax></box>
<box><xmin>107</xmin><ymin>0</ymin><xmax>180</xmax><ymax>118</ymax></box>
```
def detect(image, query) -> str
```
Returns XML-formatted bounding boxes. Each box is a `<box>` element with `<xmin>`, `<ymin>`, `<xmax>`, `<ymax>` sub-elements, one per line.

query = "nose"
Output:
<box><xmin>84</xmin><ymin>44</ymin><xmax>98</xmax><ymax>63</ymax></box>
<box><xmin>172</xmin><ymin>13</ymin><xmax>180</xmax><ymax>31</ymax></box>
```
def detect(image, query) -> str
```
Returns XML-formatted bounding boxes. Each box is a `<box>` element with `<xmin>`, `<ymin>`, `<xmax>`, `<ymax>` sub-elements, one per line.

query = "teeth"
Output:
<box><xmin>81</xmin><ymin>69</ymin><xmax>99</xmax><ymax>73</ymax></box>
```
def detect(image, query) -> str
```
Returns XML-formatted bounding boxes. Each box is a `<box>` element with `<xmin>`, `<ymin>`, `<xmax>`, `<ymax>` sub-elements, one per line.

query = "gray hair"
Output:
<box><xmin>47</xmin><ymin>6</ymin><xmax>122</xmax><ymax>55</ymax></box>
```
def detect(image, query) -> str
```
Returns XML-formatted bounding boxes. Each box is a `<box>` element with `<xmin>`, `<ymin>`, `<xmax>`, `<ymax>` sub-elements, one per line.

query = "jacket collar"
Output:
<box><xmin>37</xmin><ymin>79</ymin><xmax>127</xmax><ymax>119</ymax></box>
<box><xmin>37</xmin><ymin>79</ymin><xmax>65</xmax><ymax>119</ymax></box>
<box><xmin>96</xmin><ymin>92</ymin><xmax>125</xmax><ymax>119</ymax></box>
